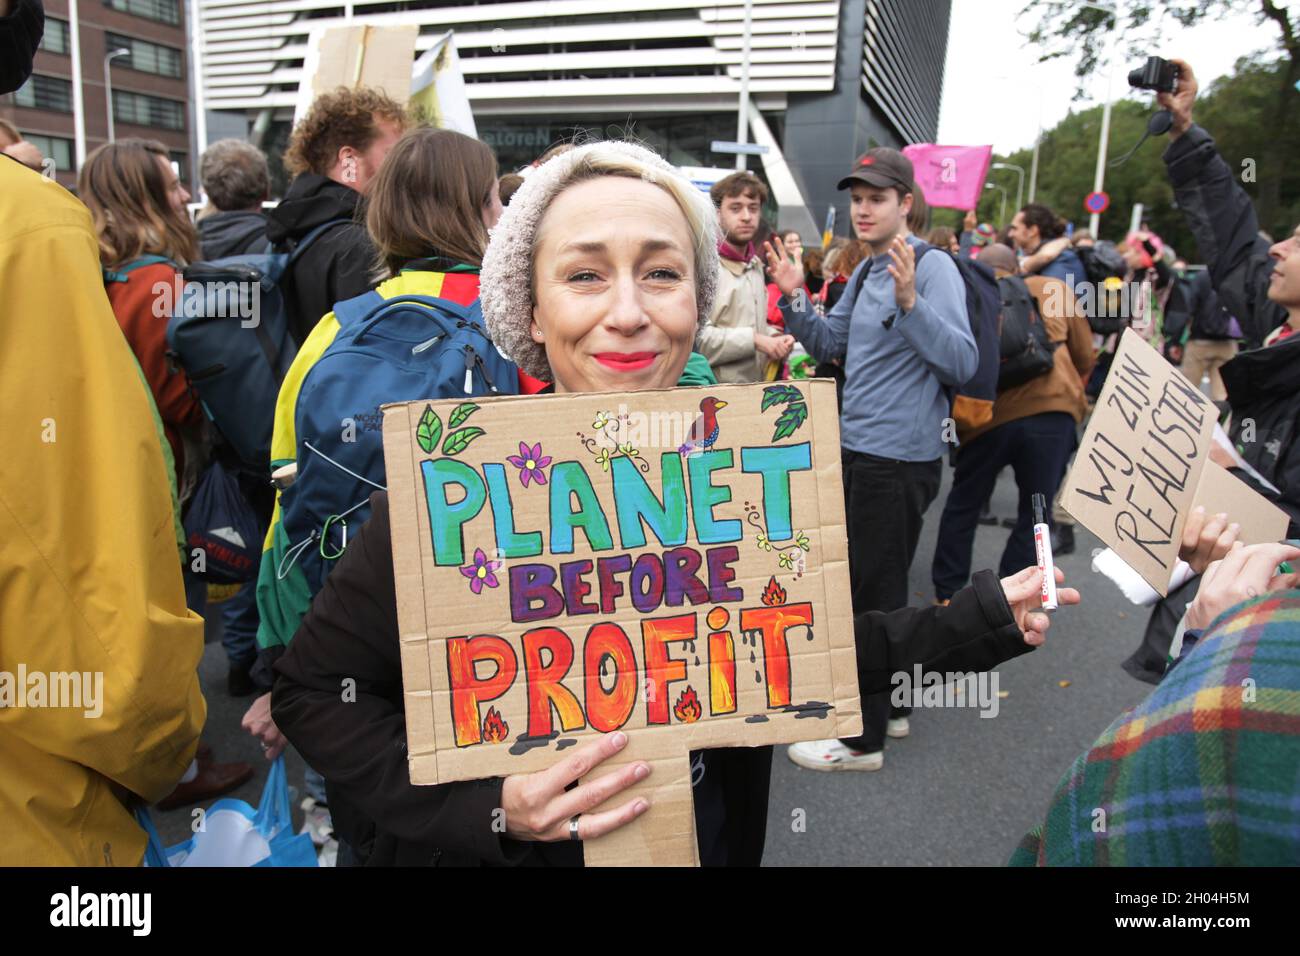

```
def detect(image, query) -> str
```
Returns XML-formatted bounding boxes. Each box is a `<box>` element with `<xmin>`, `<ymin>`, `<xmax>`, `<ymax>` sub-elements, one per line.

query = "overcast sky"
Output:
<box><xmin>938</xmin><ymin>0</ymin><xmax>1295</xmax><ymax>154</ymax></box>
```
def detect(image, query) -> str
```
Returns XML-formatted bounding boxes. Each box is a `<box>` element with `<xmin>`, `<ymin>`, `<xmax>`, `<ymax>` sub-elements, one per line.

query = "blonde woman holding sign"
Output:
<box><xmin>270</xmin><ymin>140</ymin><xmax>1078</xmax><ymax>866</ymax></box>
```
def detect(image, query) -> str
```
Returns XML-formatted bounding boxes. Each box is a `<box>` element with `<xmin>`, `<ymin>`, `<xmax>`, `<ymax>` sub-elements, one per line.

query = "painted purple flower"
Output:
<box><xmin>460</xmin><ymin>548</ymin><xmax>502</xmax><ymax>594</ymax></box>
<box><xmin>506</xmin><ymin>441</ymin><xmax>553</xmax><ymax>488</ymax></box>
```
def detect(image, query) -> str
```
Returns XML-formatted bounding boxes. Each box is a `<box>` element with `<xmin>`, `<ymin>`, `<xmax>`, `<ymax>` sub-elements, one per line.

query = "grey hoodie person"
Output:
<box><xmin>780</xmin><ymin>235</ymin><xmax>977</xmax><ymax>462</ymax></box>
<box><xmin>198</xmin><ymin>209</ymin><xmax>271</xmax><ymax>260</ymax></box>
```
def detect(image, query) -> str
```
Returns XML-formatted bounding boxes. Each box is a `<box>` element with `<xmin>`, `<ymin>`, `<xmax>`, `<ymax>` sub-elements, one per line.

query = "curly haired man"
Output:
<box><xmin>265</xmin><ymin>87</ymin><xmax>408</xmax><ymax>344</ymax></box>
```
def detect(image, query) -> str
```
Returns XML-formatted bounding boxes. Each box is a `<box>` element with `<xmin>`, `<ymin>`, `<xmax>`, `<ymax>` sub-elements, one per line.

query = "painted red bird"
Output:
<box><xmin>679</xmin><ymin>396</ymin><xmax>728</xmax><ymax>456</ymax></box>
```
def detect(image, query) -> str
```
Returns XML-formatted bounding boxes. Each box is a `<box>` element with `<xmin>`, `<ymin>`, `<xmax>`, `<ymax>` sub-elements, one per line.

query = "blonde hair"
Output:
<box><xmin>480</xmin><ymin>140</ymin><xmax>720</xmax><ymax>380</ymax></box>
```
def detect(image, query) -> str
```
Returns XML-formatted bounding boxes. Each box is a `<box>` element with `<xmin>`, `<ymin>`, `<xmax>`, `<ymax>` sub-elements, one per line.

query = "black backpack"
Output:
<box><xmin>1076</xmin><ymin>241</ymin><xmax>1134</xmax><ymax>334</ymax></box>
<box><xmin>996</xmin><ymin>275</ymin><xmax>1057</xmax><ymax>390</ymax></box>
<box><xmin>1077</xmin><ymin>240</ymin><xmax>1127</xmax><ymax>285</ymax></box>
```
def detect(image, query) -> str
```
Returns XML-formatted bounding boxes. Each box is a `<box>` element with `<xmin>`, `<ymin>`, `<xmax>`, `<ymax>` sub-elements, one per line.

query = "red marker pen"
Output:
<box><xmin>1032</xmin><ymin>493</ymin><xmax>1058</xmax><ymax>613</ymax></box>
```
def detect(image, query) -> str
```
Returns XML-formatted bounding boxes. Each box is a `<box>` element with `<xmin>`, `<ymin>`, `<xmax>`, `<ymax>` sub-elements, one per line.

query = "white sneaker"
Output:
<box><xmin>787</xmin><ymin>739</ymin><xmax>883</xmax><ymax>772</ymax></box>
<box><xmin>886</xmin><ymin>717</ymin><xmax>910</xmax><ymax>738</ymax></box>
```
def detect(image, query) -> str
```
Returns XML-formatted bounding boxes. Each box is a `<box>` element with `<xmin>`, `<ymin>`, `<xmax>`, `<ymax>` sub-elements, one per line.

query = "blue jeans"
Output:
<box><xmin>931</xmin><ymin>413</ymin><xmax>1078</xmax><ymax>600</ymax></box>
<box><xmin>221</xmin><ymin>581</ymin><xmax>259</xmax><ymax>668</ymax></box>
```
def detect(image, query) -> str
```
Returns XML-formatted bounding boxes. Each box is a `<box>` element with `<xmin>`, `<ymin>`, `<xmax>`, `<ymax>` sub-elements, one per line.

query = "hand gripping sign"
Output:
<box><xmin>382</xmin><ymin>380</ymin><xmax>861</xmax><ymax>865</ymax></box>
<box><xmin>1061</xmin><ymin>329</ymin><xmax>1288</xmax><ymax>595</ymax></box>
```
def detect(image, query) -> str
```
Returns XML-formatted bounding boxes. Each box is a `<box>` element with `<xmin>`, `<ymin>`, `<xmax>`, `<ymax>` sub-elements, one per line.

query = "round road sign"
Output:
<box><xmin>1084</xmin><ymin>191</ymin><xmax>1110</xmax><ymax>214</ymax></box>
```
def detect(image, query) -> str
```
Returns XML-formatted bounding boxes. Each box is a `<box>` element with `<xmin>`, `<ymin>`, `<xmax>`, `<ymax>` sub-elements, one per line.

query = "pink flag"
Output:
<box><xmin>902</xmin><ymin>144</ymin><xmax>994</xmax><ymax>211</ymax></box>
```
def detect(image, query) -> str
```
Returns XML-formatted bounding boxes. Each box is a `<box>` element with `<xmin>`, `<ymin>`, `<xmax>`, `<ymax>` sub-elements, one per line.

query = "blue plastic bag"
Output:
<box><xmin>137</xmin><ymin>756</ymin><xmax>318</xmax><ymax>867</ymax></box>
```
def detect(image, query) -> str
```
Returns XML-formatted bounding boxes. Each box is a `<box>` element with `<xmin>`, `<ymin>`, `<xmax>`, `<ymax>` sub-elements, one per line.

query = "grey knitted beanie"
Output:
<box><xmin>480</xmin><ymin>140</ymin><xmax>720</xmax><ymax>381</ymax></box>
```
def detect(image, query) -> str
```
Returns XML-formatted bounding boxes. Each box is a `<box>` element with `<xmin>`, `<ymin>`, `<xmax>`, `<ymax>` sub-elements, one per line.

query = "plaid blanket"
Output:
<box><xmin>1011</xmin><ymin>590</ymin><xmax>1300</xmax><ymax>866</ymax></box>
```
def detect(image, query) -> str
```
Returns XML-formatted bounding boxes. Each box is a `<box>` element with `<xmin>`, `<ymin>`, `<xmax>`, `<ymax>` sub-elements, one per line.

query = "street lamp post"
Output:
<box><xmin>1028</xmin><ymin>95</ymin><xmax>1042</xmax><ymax>203</ymax></box>
<box><xmin>991</xmin><ymin>162</ymin><xmax>1024</xmax><ymax>216</ymax></box>
<box><xmin>985</xmin><ymin>182</ymin><xmax>1007</xmax><ymax>229</ymax></box>
<box><xmin>104</xmin><ymin>48</ymin><xmax>130</xmax><ymax>144</ymax></box>
<box><xmin>734</xmin><ymin>0</ymin><xmax>754</xmax><ymax>171</ymax></box>
<box><xmin>1078</xmin><ymin>0</ymin><xmax>1121</xmax><ymax>236</ymax></box>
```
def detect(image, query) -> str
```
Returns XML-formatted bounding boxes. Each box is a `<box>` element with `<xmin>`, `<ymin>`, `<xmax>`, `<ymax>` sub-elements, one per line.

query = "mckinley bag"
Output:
<box><xmin>183</xmin><ymin>460</ymin><xmax>261</xmax><ymax>584</ymax></box>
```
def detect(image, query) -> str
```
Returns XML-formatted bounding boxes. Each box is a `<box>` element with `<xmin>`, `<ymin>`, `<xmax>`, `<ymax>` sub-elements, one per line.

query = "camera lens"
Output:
<box><xmin>1127</xmin><ymin>67</ymin><xmax>1145</xmax><ymax>88</ymax></box>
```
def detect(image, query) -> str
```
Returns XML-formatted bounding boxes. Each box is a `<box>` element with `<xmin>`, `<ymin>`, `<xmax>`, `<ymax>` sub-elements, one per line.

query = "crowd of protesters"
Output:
<box><xmin>3</xmin><ymin>0</ymin><xmax>1299</xmax><ymax>867</ymax></box>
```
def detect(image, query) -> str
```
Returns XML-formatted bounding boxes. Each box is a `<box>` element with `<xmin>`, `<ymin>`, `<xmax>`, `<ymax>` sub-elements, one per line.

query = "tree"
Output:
<box><xmin>1021</xmin><ymin>0</ymin><xmax>1299</xmax><ymax>234</ymax></box>
<box><xmin>1196</xmin><ymin>54</ymin><xmax>1300</xmax><ymax>236</ymax></box>
<box><xmin>926</xmin><ymin>55</ymin><xmax>1297</xmax><ymax>259</ymax></box>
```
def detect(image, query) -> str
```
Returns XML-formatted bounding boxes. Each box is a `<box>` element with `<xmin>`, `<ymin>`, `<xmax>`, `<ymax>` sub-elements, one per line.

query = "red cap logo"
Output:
<box><xmin>856</xmin><ymin>154</ymin><xmax>875</xmax><ymax>167</ymax></box>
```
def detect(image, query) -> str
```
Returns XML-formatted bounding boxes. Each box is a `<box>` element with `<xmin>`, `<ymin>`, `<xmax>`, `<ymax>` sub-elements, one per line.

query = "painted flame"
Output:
<box><xmin>761</xmin><ymin>575</ymin><xmax>787</xmax><ymax>607</ymax></box>
<box><xmin>673</xmin><ymin>685</ymin><xmax>702</xmax><ymax>723</ymax></box>
<box><xmin>482</xmin><ymin>706</ymin><xmax>509</xmax><ymax>743</ymax></box>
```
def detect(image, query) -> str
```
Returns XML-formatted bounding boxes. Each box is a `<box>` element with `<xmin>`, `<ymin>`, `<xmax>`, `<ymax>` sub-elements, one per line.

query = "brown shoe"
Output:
<box><xmin>157</xmin><ymin>759</ymin><xmax>253</xmax><ymax>811</ymax></box>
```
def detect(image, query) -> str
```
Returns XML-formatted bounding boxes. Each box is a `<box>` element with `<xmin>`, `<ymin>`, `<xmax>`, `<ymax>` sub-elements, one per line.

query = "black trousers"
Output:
<box><xmin>930</xmin><ymin>412</ymin><xmax>1078</xmax><ymax>600</ymax></box>
<box><xmin>839</xmin><ymin>450</ymin><xmax>942</xmax><ymax>752</ymax></box>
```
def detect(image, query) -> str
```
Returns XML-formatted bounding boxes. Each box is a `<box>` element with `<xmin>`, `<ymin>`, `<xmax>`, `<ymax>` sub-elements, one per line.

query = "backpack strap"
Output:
<box><xmin>882</xmin><ymin>240</ymin><xmax>937</xmax><ymax>330</ymax></box>
<box><xmin>839</xmin><ymin>239</ymin><xmax>940</xmax><ymax>328</ymax></box>
<box><xmin>368</xmin><ymin>293</ymin><xmax>480</xmax><ymax>325</ymax></box>
<box><xmin>331</xmin><ymin>290</ymin><xmax>386</xmax><ymax>330</ymax></box>
<box><xmin>285</xmin><ymin>218</ymin><xmax>352</xmax><ymax>267</ymax></box>
<box><xmin>103</xmin><ymin>254</ymin><xmax>177</xmax><ymax>284</ymax></box>
<box><xmin>839</xmin><ymin>257</ymin><xmax>872</xmax><ymax>321</ymax></box>
<box><xmin>351</xmin><ymin>294</ymin><xmax>468</xmax><ymax>344</ymax></box>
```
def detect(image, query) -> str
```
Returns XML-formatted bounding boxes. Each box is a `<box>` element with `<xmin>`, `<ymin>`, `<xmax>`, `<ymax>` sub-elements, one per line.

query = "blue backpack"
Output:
<box><xmin>275</xmin><ymin>291</ymin><xmax>519</xmax><ymax>594</ymax></box>
<box><xmin>165</xmin><ymin>219</ymin><xmax>348</xmax><ymax>472</ymax></box>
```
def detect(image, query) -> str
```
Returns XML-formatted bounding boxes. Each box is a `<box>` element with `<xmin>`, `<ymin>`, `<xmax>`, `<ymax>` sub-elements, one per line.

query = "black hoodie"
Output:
<box><xmin>1164</xmin><ymin>125</ymin><xmax>1286</xmax><ymax>348</ymax></box>
<box><xmin>264</xmin><ymin>173</ymin><xmax>376</xmax><ymax>345</ymax></box>
<box><xmin>1163</xmin><ymin>124</ymin><xmax>1300</xmax><ymax>535</ymax></box>
<box><xmin>1221</xmin><ymin>335</ymin><xmax>1300</xmax><ymax>537</ymax></box>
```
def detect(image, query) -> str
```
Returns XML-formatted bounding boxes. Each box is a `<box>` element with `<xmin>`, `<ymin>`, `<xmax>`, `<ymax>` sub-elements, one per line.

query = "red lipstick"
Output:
<box><xmin>594</xmin><ymin>352</ymin><xmax>657</xmax><ymax>371</ymax></box>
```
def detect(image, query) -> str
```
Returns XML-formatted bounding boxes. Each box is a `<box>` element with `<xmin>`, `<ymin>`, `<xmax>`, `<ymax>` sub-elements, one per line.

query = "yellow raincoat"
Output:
<box><xmin>0</xmin><ymin>158</ymin><xmax>206</xmax><ymax>865</ymax></box>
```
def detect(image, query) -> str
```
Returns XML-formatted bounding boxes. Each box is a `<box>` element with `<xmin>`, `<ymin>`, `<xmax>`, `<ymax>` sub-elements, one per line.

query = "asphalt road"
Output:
<box><xmin>156</xmin><ymin>464</ymin><xmax>1156</xmax><ymax>865</ymax></box>
<box><xmin>761</xmin><ymin>463</ymin><xmax>1154</xmax><ymax>866</ymax></box>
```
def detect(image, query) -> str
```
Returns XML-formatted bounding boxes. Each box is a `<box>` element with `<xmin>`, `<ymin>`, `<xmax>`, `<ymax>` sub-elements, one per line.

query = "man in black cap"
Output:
<box><xmin>766</xmin><ymin>147</ymin><xmax>979</xmax><ymax>772</ymax></box>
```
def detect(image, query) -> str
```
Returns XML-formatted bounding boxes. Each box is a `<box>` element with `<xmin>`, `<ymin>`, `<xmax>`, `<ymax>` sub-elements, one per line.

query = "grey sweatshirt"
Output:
<box><xmin>781</xmin><ymin>236</ymin><xmax>977</xmax><ymax>461</ymax></box>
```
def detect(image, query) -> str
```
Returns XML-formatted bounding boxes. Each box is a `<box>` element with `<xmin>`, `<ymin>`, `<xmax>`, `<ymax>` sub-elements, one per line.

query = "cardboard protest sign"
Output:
<box><xmin>1062</xmin><ymin>329</ymin><xmax>1289</xmax><ymax>594</ymax></box>
<box><xmin>382</xmin><ymin>380</ymin><xmax>861</xmax><ymax>865</ymax></box>
<box><xmin>293</xmin><ymin>24</ymin><xmax>419</xmax><ymax>123</ymax></box>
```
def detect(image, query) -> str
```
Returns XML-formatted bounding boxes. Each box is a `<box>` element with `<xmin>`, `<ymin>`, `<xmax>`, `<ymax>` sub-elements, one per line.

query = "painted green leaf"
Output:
<box><xmin>448</xmin><ymin>402</ymin><xmax>480</xmax><ymax>429</ymax></box>
<box><xmin>442</xmin><ymin>426</ymin><xmax>486</xmax><ymax>456</ymax></box>
<box><xmin>771</xmin><ymin>401</ymin><xmax>808</xmax><ymax>442</ymax></box>
<box><xmin>416</xmin><ymin>405</ymin><xmax>442</xmax><ymax>454</ymax></box>
<box><xmin>761</xmin><ymin>384</ymin><xmax>803</xmax><ymax>411</ymax></box>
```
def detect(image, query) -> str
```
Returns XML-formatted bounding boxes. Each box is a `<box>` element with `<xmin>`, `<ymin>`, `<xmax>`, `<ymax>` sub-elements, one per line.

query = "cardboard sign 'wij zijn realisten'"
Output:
<box><xmin>1062</xmin><ymin>329</ymin><xmax>1289</xmax><ymax>595</ymax></box>
<box><xmin>382</xmin><ymin>380</ymin><xmax>861</xmax><ymax>864</ymax></box>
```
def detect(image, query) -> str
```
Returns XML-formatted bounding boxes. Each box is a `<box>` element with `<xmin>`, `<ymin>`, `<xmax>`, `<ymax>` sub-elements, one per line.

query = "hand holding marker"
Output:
<box><xmin>1032</xmin><ymin>493</ymin><xmax>1058</xmax><ymax>613</ymax></box>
